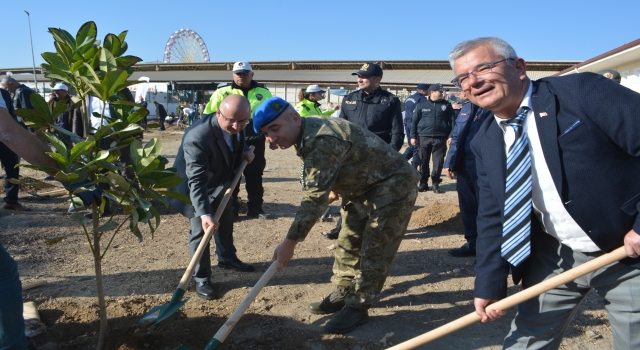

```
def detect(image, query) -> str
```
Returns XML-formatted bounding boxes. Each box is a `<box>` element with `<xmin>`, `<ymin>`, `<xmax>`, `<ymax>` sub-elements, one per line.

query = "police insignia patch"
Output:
<box><xmin>361</xmin><ymin>63</ymin><xmax>369</xmax><ymax>71</ymax></box>
<box><xmin>441</xmin><ymin>105</ymin><xmax>447</xmax><ymax>111</ymax></box>
<box><xmin>271</xmin><ymin>101</ymin><xmax>283</xmax><ymax>113</ymax></box>
<box><xmin>381</xmin><ymin>97</ymin><xmax>388</xmax><ymax>104</ymax></box>
<box><xmin>256</xmin><ymin>94</ymin><xmax>263</xmax><ymax>100</ymax></box>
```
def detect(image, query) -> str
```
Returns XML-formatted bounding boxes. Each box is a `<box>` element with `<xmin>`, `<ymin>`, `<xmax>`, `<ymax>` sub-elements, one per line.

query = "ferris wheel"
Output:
<box><xmin>163</xmin><ymin>28</ymin><xmax>210</xmax><ymax>63</ymax></box>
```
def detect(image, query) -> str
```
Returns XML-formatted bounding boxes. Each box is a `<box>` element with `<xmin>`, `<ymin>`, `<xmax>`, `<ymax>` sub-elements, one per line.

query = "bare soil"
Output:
<box><xmin>4</xmin><ymin>124</ymin><xmax>612</xmax><ymax>349</ymax></box>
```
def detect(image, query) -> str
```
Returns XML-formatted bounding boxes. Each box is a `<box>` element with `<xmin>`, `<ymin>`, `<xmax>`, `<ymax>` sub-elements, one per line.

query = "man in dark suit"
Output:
<box><xmin>449</xmin><ymin>37</ymin><xmax>640</xmax><ymax>348</ymax></box>
<box><xmin>169</xmin><ymin>95</ymin><xmax>255</xmax><ymax>300</ymax></box>
<box><xmin>153</xmin><ymin>101</ymin><xmax>167</xmax><ymax>130</ymax></box>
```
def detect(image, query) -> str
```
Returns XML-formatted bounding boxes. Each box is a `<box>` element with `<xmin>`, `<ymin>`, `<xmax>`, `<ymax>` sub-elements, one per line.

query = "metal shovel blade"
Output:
<box><xmin>138</xmin><ymin>288</ymin><xmax>188</xmax><ymax>324</ymax></box>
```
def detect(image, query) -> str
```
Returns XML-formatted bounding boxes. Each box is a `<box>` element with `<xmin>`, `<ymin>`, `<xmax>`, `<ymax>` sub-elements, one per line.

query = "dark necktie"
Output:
<box><xmin>232</xmin><ymin>134</ymin><xmax>239</xmax><ymax>154</ymax></box>
<box><xmin>501</xmin><ymin>107</ymin><xmax>532</xmax><ymax>266</ymax></box>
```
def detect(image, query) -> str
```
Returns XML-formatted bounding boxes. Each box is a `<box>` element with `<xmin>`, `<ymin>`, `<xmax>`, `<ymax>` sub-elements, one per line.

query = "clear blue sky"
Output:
<box><xmin>2</xmin><ymin>0</ymin><xmax>638</xmax><ymax>69</ymax></box>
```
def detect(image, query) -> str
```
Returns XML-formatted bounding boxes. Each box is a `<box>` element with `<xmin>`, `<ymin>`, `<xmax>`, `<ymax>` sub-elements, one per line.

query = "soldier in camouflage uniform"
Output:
<box><xmin>253</xmin><ymin>97</ymin><xmax>420</xmax><ymax>334</ymax></box>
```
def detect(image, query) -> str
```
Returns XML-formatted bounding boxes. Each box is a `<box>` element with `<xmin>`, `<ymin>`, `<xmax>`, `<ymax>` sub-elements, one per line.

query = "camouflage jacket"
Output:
<box><xmin>287</xmin><ymin>117</ymin><xmax>420</xmax><ymax>241</ymax></box>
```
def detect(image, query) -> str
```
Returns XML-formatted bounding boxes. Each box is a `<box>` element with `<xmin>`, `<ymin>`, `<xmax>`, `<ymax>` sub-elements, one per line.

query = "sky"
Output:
<box><xmin>2</xmin><ymin>0</ymin><xmax>639</xmax><ymax>69</ymax></box>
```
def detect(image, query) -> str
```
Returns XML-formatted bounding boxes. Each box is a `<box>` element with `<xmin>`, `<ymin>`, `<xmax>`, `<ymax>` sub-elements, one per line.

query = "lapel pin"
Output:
<box><xmin>539</xmin><ymin>112</ymin><xmax>548</xmax><ymax>117</ymax></box>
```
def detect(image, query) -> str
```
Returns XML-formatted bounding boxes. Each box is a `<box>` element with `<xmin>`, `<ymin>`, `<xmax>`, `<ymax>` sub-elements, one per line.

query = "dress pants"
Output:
<box><xmin>456</xmin><ymin>167</ymin><xmax>479</xmax><ymax>243</ymax></box>
<box><xmin>234</xmin><ymin>138</ymin><xmax>265</xmax><ymax>212</ymax></box>
<box><xmin>418</xmin><ymin>136</ymin><xmax>447</xmax><ymax>185</ymax></box>
<box><xmin>0</xmin><ymin>241</ymin><xmax>27</xmax><ymax>349</ymax></box>
<box><xmin>188</xmin><ymin>195</ymin><xmax>236</xmax><ymax>282</ymax></box>
<box><xmin>503</xmin><ymin>231</ymin><xmax>640</xmax><ymax>349</ymax></box>
<box><xmin>0</xmin><ymin>142</ymin><xmax>20</xmax><ymax>205</ymax></box>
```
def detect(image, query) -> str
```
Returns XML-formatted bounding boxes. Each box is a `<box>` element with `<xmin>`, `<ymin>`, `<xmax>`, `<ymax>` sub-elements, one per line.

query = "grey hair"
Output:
<box><xmin>0</xmin><ymin>76</ymin><xmax>17</xmax><ymax>86</ymax></box>
<box><xmin>448</xmin><ymin>37</ymin><xmax>518</xmax><ymax>69</ymax></box>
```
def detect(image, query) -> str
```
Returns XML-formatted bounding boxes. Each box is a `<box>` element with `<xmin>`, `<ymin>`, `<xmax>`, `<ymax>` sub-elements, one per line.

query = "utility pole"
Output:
<box><xmin>24</xmin><ymin>10</ymin><xmax>38</xmax><ymax>92</ymax></box>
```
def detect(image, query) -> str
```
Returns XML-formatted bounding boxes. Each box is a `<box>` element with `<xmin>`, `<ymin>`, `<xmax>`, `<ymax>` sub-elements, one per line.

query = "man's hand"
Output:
<box><xmin>243</xmin><ymin>149</ymin><xmax>255</xmax><ymax>163</ymax></box>
<box><xmin>334</xmin><ymin>105</ymin><xmax>340</xmax><ymax>111</ymax></box>
<box><xmin>270</xmin><ymin>239</ymin><xmax>298</xmax><ymax>270</ymax></box>
<box><xmin>201</xmin><ymin>215</ymin><xmax>220</xmax><ymax>233</ymax></box>
<box><xmin>411</xmin><ymin>138</ymin><xmax>417</xmax><ymax>146</ymax></box>
<box><xmin>447</xmin><ymin>137</ymin><xmax>452</xmax><ymax>146</ymax></box>
<box><xmin>452</xmin><ymin>103</ymin><xmax>463</xmax><ymax>110</ymax></box>
<box><xmin>328</xmin><ymin>191</ymin><xmax>340</xmax><ymax>204</ymax></box>
<box><xmin>623</xmin><ymin>229</ymin><xmax>640</xmax><ymax>258</ymax></box>
<box><xmin>474</xmin><ymin>298</ymin><xmax>506</xmax><ymax>323</ymax></box>
<box><xmin>444</xmin><ymin>168</ymin><xmax>456</xmax><ymax>179</ymax></box>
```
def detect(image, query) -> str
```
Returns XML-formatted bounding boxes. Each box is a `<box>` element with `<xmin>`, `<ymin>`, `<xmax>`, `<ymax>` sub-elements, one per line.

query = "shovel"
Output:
<box><xmin>386</xmin><ymin>246</ymin><xmax>628</xmax><ymax>349</ymax></box>
<box><xmin>175</xmin><ymin>260</ymin><xmax>279</xmax><ymax>350</ymax></box>
<box><xmin>139</xmin><ymin>146</ymin><xmax>254</xmax><ymax>325</ymax></box>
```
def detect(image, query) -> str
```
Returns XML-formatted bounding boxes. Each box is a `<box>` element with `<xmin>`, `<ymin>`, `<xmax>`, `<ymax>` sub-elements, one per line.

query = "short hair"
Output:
<box><xmin>448</xmin><ymin>37</ymin><xmax>518</xmax><ymax>69</ymax></box>
<box><xmin>0</xmin><ymin>77</ymin><xmax>17</xmax><ymax>86</ymax></box>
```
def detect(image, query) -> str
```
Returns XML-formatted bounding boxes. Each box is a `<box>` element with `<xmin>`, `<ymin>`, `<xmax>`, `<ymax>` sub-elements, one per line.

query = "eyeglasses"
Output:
<box><xmin>219</xmin><ymin>110</ymin><xmax>250</xmax><ymax>126</ymax></box>
<box><xmin>451</xmin><ymin>58</ymin><xmax>514</xmax><ymax>89</ymax></box>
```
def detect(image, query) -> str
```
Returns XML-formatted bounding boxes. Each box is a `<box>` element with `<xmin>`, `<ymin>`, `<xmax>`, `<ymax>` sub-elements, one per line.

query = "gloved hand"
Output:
<box><xmin>62</xmin><ymin>179</ymin><xmax>103</xmax><ymax>206</ymax></box>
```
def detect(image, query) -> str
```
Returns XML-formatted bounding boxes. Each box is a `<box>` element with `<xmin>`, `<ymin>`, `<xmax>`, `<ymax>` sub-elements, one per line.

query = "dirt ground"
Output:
<box><xmin>4</xmin><ymin>123</ymin><xmax>613</xmax><ymax>350</ymax></box>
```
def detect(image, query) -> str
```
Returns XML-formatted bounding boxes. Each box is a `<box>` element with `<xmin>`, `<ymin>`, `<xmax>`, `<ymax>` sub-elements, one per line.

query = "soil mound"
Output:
<box><xmin>409</xmin><ymin>201</ymin><xmax>463</xmax><ymax>232</ymax></box>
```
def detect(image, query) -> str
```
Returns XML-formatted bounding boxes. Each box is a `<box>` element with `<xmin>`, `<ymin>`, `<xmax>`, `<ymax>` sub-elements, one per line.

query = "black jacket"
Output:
<box><xmin>340</xmin><ymin>87</ymin><xmax>403</xmax><ymax>151</ymax></box>
<box><xmin>13</xmin><ymin>84</ymin><xmax>35</xmax><ymax>110</ymax></box>
<box><xmin>411</xmin><ymin>98</ymin><xmax>455</xmax><ymax>139</ymax></box>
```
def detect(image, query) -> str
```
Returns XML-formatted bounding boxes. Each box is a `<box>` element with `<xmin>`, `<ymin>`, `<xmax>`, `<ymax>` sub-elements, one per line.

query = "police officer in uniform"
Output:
<box><xmin>324</xmin><ymin>62</ymin><xmax>404</xmax><ymax>240</ymax></box>
<box><xmin>254</xmin><ymin>97</ymin><xmax>419</xmax><ymax>335</ymax></box>
<box><xmin>203</xmin><ymin>61</ymin><xmax>273</xmax><ymax>219</ymax></box>
<box><xmin>402</xmin><ymin>83</ymin><xmax>429</xmax><ymax>170</ymax></box>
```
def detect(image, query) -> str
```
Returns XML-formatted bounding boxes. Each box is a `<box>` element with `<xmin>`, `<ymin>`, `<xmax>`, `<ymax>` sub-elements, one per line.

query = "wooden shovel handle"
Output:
<box><xmin>212</xmin><ymin>260</ymin><xmax>278</xmax><ymax>344</ymax></box>
<box><xmin>388</xmin><ymin>246</ymin><xmax>628</xmax><ymax>350</ymax></box>
<box><xmin>177</xmin><ymin>146</ymin><xmax>254</xmax><ymax>291</ymax></box>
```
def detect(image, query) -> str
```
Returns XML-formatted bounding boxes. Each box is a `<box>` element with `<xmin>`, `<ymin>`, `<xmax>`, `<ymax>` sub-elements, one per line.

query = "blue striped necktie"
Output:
<box><xmin>501</xmin><ymin>107</ymin><xmax>532</xmax><ymax>266</ymax></box>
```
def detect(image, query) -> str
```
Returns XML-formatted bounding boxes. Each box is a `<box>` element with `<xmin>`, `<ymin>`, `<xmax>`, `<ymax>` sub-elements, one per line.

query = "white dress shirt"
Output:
<box><xmin>495</xmin><ymin>82</ymin><xmax>600</xmax><ymax>252</ymax></box>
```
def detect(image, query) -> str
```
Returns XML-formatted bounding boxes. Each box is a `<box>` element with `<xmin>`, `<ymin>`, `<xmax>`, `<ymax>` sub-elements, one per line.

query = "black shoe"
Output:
<box><xmin>247</xmin><ymin>208</ymin><xmax>272</xmax><ymax>219</ymax></box>
<box><xmin>418</xmin><ymin>183</ymin><xmax>429</xmax><ymax>192</ymax></box>
<box><xmin>218</xmin><ymin>259</ymin><xmax>255</xmax><ymax>272</ymax></box>
<box><xmin>324</xmin><ymin>228</ymin><xmax>339</xmax><ymax>240</ymax></box>
<box><xmin>448</xmin><ymin>242</ymin><xmax>476</xmax><ymax>257</ymax></box>
<box><xmin>324</xmin><ymin>306</ymin><xmax>369</xmax><ymax>334</ymax></box>
<box><xmin>308</xmin><ymin>288</ymin><xmax>347</xmax><ymax>314</ymax></box>
<box><xmin>433</xmin><ymin>183</ymin><xmax>444</xmax><ymax>194</ymax></box>
<box><xmin>195</xmin><ymin>280</ymin><xmax>217</xmax><ymax>300</ymax></box>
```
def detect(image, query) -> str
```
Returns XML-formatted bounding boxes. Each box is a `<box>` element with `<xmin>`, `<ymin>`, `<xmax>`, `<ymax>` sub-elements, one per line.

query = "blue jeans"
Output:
<box><xmin>0</xmin><ymin>241</ymin><xmax>27</xmax><ymax>349</ymax></box>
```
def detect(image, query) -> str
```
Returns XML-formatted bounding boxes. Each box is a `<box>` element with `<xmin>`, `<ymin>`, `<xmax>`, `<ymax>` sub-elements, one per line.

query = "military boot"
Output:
<box><xmin>308</xmin><ymin>286</ymin><xmax>348</xmax><ymax>314</ymax></box>
<box><xmin>324</xmin><ymin>306</ymin><xmax>369</xmax><ymax>334</ymax></box>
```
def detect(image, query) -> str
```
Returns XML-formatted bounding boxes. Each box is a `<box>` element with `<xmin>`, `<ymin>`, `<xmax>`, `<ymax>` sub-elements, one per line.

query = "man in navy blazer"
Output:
<box><xmin>169</xmin><ymin>95</ymin><xmax>255</xmax><ymax>300</ymax></box>
<box><xmin>449</xmin><ymin>37</ymin><xmax>640</xmax><ymax>348</ymax></box>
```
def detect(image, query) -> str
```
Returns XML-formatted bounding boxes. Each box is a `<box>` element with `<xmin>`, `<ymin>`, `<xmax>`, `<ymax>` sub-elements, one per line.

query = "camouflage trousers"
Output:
<box><xmin>332</xmin><ymin>178</ymin><xmax>418</xmax><ymax>310</ymax></box>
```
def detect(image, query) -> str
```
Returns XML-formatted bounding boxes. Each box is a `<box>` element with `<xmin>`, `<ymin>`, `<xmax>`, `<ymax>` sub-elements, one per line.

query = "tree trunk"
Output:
<box><xmin>92</xmin><ymin>201</ymin><xmax>107</xmax><ymax>350</ymax></box>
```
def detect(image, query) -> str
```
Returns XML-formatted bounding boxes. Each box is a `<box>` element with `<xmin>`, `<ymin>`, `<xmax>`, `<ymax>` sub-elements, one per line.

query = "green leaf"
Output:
<box><xmin>103</xmin><ymin>34</ymin><xmax>122</xmax><ymax>57</ymax></box>
<box><xmin>41</xmin><ymin>52</ymin><xmax>71</xmax><ymax>73</ymax></box>
<box><xmin>141</xmin><ymin>185</ymin><xmax>169</xmax><ymax>206</ymax></box>
<box><xmin>8</xmin><ymin>178</ymin><xmax>52</xmax><ymax>187</ymax></box>
<box><xmin>29</xmin><ymin>94</ymin><xmax>52</xmax><ymax>120</ymax></box>
<box><xmin>69</xmin><ymin>196</ymin><xmax>85</xmax><ymax>208</ymax></box>
<box><xmin>94</xmin><ymin>221</ymin><xmax>118</xmax><ymax>233</ymax></box>
<box><xmin>99</xmin><ymin>48</ymin><xmax>118</xmax><ymax>73</ymax></box>
<box><xmin>13</xmin><ymin>108</ymin><xmax>50</xmax><ymax>126</ymax></box>
<box><xmin>102</xmin><ymin>70</ymin><xmax>128</xmax><ymax>97</ymax></box>
<box><xmin>46</xmin><ymin>235</ymin><xmax>79</xmax><ymax>245</ymax></box>
<box><xmin>51</xmin><ymin>99</ymin><xmax>69</xmax><ymax>122</ymax></box>
<box><xmin>106</xmin><ymin>173</ymin><xmax>131</xmax><ymax>191</ymax></box>
<box><xmin>54</xmin><ymin>171</ymin><xmax>79</xmax><ymax>183</ymax></box>
<box><xmin>43</xmin><ymin>72</ymin><xmax>72</xmax><ymax>84</ymax></box>
<box><xmin>157</xmin><ymin>190</ymin><xmax>191</xmax><ymax>204</ymax></box>
<box><xmin>69</xmin><ymin>141</ymin><xmax>95</xmax><ymax>163</ymax></box>
<box><xmin>47</xmin><ymin>152</ymin><xmax>70</xmax><ymax>169</ymax></box>
<box><xmin>117</xmin><ymin>30</ymin><xmax>128</xmax><ymax>44</ymax></box>
<box><xmin>115</xmin><ymin>55</ymin><xmax>142</xmax><ymax>68</ymax></box>
<box><xmin>155</xmin><ymin>176</ymin><xmax>182</xmax><ymax>189</ymax></box>
<box><xmin>70</xmin><ymin>212</ymin><xmax>91</xmax><ymax>225</ymax></box>
<box><xmin>44</xmin><ymin>133</ymin><xmax>68</xmax><ymax>157</ymax></box>
<box><xmin>75</xmin><ymin>21</ymin><xmax>97</xmax><ymax>54</ymax></box>
<box><xmin>17</xmin><ymin>164</ymin><xmax>59</xmax><ymax>173</ymax></box>
<box><xmin>137</xmin><ymin>158</ymin><xmax>160</xmax><ymax>177</ymax></box>
<box><xmin>129</xmin><ymin>139</ymin><xmax>142</xmax><ymax>165</ymax></box>
<box><xmin>51</xmin><ymin>125</ymin><xmax>84</xmax><ymax>145</ymax></box>
<box><xmin>83</xmin><ymin>46</ymin><xmax>100</xmax><ymax>62</ymax></box>
<box><xmin>137</xmin><ymin>197</ymin><xmax>152</xmax><ymax>210</ymax></box>
<box><xmin>48</xmin><ymin>28</ymin><xmax>76</xmax><ymax>49</ymax></box>
<box><xmin>54</xmin><ymin>41</ymin><xmax>74</xmax><ymax>64</ymax></box>
<box><xmin>150</xmin><ymin>206</ymin><xmax>161</xmax><ymax>230</ymax></box>
<box><xmin>144</xmin><ymin>138</ymin><xmax>163</xmax><ymax>159</ymax></box>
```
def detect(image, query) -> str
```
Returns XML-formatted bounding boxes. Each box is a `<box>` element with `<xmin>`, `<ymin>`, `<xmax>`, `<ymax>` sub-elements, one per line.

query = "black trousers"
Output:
<box><xmin>233</xmin><ymin>138</ymin><xmax>266</xmax><ymax>212</ymax></box>
<box><xmin>419</xmin><ymin>136</ymin><xmax>448</xmax><ymax>185</ymax></box>
<box><xmin>188</xmin><ymin>194</ymin><xmax>237</xmax><ymax>282</ymax></box>
<box><xmin>456</xmin><ymin>167</ymin><xmax>479</xmax><ymax>242</ymax></box>
<box><xmin>0</xmin><ymin>142</ymin><xmax>19</xmax><ymax>204</ymax></box>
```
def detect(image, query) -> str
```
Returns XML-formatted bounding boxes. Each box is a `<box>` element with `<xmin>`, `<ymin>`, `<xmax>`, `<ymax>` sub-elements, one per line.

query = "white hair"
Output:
<box><xmin>448</xmin><ymin>37</ymin><xmax>518</xmax><ymax>69</ymax></box>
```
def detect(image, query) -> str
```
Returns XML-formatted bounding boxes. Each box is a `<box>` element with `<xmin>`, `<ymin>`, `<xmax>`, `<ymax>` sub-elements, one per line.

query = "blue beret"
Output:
<box><xmin>253</xmin><ymin>96</ymin><xmax>289</xmax><ymax>133</ymax></box>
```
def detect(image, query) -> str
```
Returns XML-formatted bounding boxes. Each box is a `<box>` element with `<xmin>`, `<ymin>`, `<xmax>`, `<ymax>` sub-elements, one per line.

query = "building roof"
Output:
<box><xmin>2</xmin><ymin>60</ymin><xmax>579</xmax><ymax>89</ymax></box>
<box><xmin>555</xmin><ymin>38</ymin><xmax>640</xmax><ymax>76</ymax></box>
